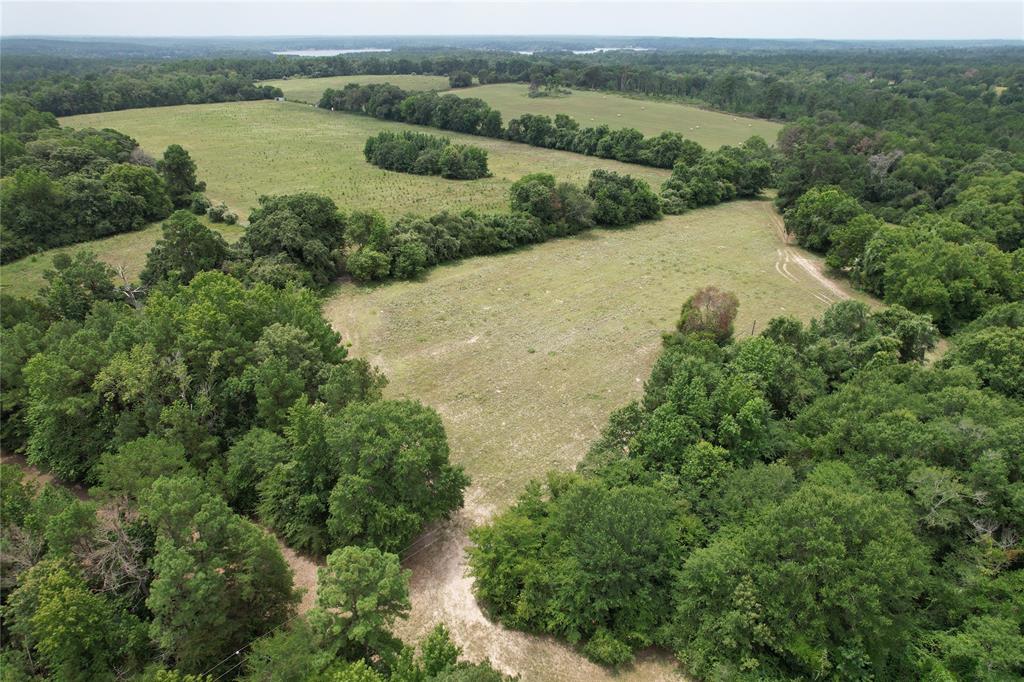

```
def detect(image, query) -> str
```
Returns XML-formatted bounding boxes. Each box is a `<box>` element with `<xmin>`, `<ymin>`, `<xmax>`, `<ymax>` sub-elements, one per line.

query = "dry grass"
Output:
<box><xmin>323</xmin><ymin>198</ymin><xmax>866</xmax><ymax>681</ymax></box>
<box><xmin>449</xmin><ymin>83</ymin><xmax>783</xmax><ymax>147</ymax></box>
<box><xmin>323</xmin><ymin>198</ymin><xmax>862</xmax><ymax>507</ymax></box>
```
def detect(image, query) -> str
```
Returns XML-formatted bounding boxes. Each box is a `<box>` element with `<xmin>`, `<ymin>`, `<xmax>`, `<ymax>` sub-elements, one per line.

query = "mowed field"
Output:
<box><xmin>257</xmin><ymin>77</ymin><xmax>782</xmax><ymax>148</ymax></box>
<box><xmin>323</xmin><ymin>198</ymin><xmax>864</xmax><ymax>681</ymax></box>
<box><xmin>0</xmin><ymin>219</ymin><xmax>244</xmax><ymax>298</ymax></box>
<box><xmin>324</xmin><ymin>199</ymin><xmax>858</xmax><ymax>508</ymax></box>
<box><xmin>60</xmin><ymin>101</ymin><xmax>670</xmax><ymax>220</ymax></box>
<box><xmin>262</xmin><ymin>73</ymin><xmax>450</xmax><ymax>104</ymax></box>
<box><xmin>451</xmin><ymin>83</ymin><xmax>782</xmax><ymax>147</ymax></box>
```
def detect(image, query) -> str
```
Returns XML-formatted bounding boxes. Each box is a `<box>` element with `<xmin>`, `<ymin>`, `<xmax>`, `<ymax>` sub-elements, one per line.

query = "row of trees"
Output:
<box><xmin>363</xmin><ymin>131</ymin><xmax>490</xmax><ymax>180</ymax></box>
<box><xmin>319</xmin><ymin>82</ymin><xmax>765</xmax><ymax>172</ymax></box>
<box><xmin>4</xmin><ymin>45</ymin><xmax>1021</xmax><ymax>160</ymax></box>
<box><xmin>133</xmin><ymin>169</ymin><xmax>660</xmax><ymax>291</ymax></box>
<box><xmin>469</xmin><ymin>288</ymin><xmax>1023</xmax><ymax>680</ymax></box>
<box><xmin>0</xmin><ymin>97</ymin><xmax>206</xmax><ymax>262</ymax></box>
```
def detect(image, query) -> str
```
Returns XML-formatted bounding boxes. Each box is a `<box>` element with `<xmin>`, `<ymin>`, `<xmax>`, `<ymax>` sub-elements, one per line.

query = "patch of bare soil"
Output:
<box><xmin>763</xmin><ymin>201</ymin><xmax>852</xmax><ymax>305</ymax></box>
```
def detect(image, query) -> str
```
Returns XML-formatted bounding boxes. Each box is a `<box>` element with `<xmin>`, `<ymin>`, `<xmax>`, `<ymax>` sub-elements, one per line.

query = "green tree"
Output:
<box><xmin>308</xmin><ymin>545</ymin><xmax>411</xmax><ymax>663</ymax></box>
<box><xmin>142</xmin><ymin>476</ymin><xmax>297</xmax><ymax>672</ymax></box>
<box><xmin>672</xmin><ymin>463</ymin><xmax>929</xmax><ymax>680</ymax></box>
<box><xmin>140</xmin><ymin>210</ymin><xmax>229</xmax><ymax>286</ymax></box>
<box><xmin>40</xmin><ymin>251</ymin><xmax>117</xmax><ymax>321</ymax></box>
<box><xmin>158</xmin><ymin>144</ymin><xmax>205</xmax><ymax>208</ymax></box>
<box><xmin>784</xmin><ymin>185</ymin><xmax>864</xmax><ymax>253</ymax></box>
<box><xmin>324</xmin><ymin>400</ymin><xmax>470</xmax><ymax>552</ymax></box>
<box><xmin>4</xmin><ymin>559</ymin><xmax>146</xmax><ymax>681</ymax></box>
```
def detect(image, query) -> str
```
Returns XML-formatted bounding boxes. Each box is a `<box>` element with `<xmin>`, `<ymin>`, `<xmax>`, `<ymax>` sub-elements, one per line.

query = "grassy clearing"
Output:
<box><xmin>61</xmin><ymin>101</ymin><xmax>670</xmax><ymax>221</ymax></box>
<box><xmin>323</xmin><ymin>198</ymin><xmax>865</xmax><ymax>508</ymax></box>
<box><xmin>448</xmin><ymin>83</ymin><xmax>783</xmax><ymax>147</ymax></box>
<box><xmin>0</xmin><ymin>218</ymin><xmax>243</xmax><ymax>299</ymax></box>
<box><xmin>262</xmin><ymin>74</ymin><xmax>450</xmax><ymax>104</ymax></box>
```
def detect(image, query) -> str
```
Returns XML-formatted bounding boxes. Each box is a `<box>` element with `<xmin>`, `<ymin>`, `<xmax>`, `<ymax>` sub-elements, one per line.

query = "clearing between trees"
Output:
<box><xmin>321</xmin><ymin>198</ymin><xmax>867</xmax><ymax>680</ymax></box>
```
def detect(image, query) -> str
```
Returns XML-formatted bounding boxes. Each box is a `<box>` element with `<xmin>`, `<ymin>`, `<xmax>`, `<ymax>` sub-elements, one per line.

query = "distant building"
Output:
<box><xmin>275</xmin><ymin>96</ymin><xmax>286</xmax><ymax>102</ymax></box>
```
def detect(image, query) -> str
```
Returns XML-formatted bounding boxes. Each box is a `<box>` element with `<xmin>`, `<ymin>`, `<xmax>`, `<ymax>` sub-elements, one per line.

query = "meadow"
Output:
<box><xmin>442</xmin><ymin>83</ymin><xmax>782</xmax><ymax>147</ymax></box>
<box><xmin>38</xmin><ymin>99</ymin><xmax>855</xmax><ymax>682</ymax></box>
<box><xmin>323</xmin><ymin>198</ymin><xmax>859</xmax><ymax>508</ymax></box>
<box><xmin>261</xmin><ymin>73</ymin><xmax>450</xmax><ymax>104</ymax></box>
<box><xmin>60</xmin><ymin>101</ymin><xmax>670</xmax><ymax>220</ymax></box>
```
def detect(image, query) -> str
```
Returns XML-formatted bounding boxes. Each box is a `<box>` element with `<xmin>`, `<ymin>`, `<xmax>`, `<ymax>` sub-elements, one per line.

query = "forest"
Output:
<box><xmin>1</xmin><ymin>32</ymin><xmax>1022</xmax><ymax>682</ymax></box>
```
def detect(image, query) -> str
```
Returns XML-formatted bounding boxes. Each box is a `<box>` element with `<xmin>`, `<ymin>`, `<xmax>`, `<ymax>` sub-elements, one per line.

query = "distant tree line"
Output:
<box><xmin>470</xmin><ymin>288</ymin><xmax>1024</xmax><ymax>679</ymax></box>
<box><xmin>363</xmin><ymin>130</ymin><xmax>490</xmax><ymax>180</ymax></box>
<box><xmin>4</xmin><ymin>46</ymin><xmax>1022</xmax><ymax>158</ymax></box>
<box><xmin>0</xmin><ymin>97</ymin><xmax>207</xmax><ymax>263</ymax></box>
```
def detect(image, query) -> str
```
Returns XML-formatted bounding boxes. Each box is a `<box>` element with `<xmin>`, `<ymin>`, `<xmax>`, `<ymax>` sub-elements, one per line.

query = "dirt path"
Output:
<box><xmin>762</xmin><ymin>201</ymin><xmax>852</xmax><ymax>305</ymax></box>
<box><xmin>394</xmin><ymin>489</ymin><xmax>682</xmax><ymax>682</ymax></box>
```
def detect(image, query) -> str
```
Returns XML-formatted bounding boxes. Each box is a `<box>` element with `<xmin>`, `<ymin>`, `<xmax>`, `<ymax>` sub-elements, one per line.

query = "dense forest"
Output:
<box><xmin>470</xmin><ymin>289</ymin><xmax>1024</xmax><ymax>679</ymax></box>
<box><xmin>0</xmin><ymin>97</ymin><xmax>209</xmax><ymax>263</ymax></box>
<box><xmin>1</xmin><ymin>37</ymin><xmax>1023</xmax><ymax>682</ymax></box>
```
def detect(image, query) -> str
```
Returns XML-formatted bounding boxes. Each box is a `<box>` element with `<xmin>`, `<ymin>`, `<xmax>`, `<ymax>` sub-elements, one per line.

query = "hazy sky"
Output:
<box><xmin>2</xmin><ymin>1</ymin><xmax>1022</xmax><ymax>41</ymax></box>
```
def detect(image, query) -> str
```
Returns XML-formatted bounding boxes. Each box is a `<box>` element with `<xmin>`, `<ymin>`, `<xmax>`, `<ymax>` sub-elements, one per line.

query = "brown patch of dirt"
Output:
<box><xmin>762</xmin><ymin>201</ymin><xmax>852</xmax><ymax>304</ymax></box>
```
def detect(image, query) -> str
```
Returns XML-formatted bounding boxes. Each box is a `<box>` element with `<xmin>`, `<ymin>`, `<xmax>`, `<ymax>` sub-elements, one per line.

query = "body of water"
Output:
<box><xmin>272</xmin><ymin>48</ymin><xmax>392</xmax><ymax>57</ymax></box>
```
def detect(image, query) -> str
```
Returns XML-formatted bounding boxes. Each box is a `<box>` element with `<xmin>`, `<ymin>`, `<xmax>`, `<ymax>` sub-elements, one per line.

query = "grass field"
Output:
<box><xmin>323</xmin><ymin>198</ymin><xmax>861</xmax><ymax>508</ymax></box>
<box><xmin>447</xmin><ymin>83</ymin><xmax>782</xmax><ymax>147</ymax></box>
<box><xmin>60</xmin><ymin>101</ymin><xmax>670</xmax><ymax>221</ymax></box>
<box><xmin>0</xmin><ymin>219</ymin><xmax>243</xmax><ymax>299</ymax></box>
<box><xmin>262</xmin><ymin>74</ymin><xmax>450</xmax><ymax>104</ymax></box>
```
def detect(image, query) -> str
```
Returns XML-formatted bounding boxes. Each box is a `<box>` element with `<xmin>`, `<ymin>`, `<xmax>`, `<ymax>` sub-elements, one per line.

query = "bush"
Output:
<box><xmin>363</xmin><ymin>131</ymin><xmax>489</xmax><ymax>180</ymax></box>
<box><xmin>207</xmin><ymin>202</ymin><xmax>229</xmax><ymax>223</ymax></box>
<box><xmin>188</xmin><ymin>192</ymin><xmax>211</xmax><ymax>215</ymax></box>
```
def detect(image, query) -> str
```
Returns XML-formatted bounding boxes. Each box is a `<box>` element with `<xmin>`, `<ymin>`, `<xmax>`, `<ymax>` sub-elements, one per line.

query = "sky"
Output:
<box><xmin>2</xmin><ymin>0</ymin><xmax>1022</xmax><ymax>41</ymax></box>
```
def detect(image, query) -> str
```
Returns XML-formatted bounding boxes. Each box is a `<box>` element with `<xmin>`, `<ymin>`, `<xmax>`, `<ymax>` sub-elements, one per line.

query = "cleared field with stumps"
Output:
<box><xmin>61</xmin><ymin>100</ymin><xmax>670</xmax><ymax>220</ymax></box>
<box><xmin>262</xmin><ymin>73</ymin><xmax>450</xmax><ymax>104</ymax></box>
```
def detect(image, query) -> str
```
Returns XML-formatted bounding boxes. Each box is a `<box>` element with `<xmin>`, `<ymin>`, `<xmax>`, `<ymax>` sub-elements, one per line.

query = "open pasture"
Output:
<box><xmin>450</xmin><ymin>83</ymin><xmax>783</xmax><ymax>147</ymax></box>
<box><xmin>262</xmin><ymin>73</ymin><xmax>450</xmax><ymax>103</ymax></box>
<box><xmin>60</xmin><ymin>100</ymin><xmax>670</xmax><ymax>221</ymax></box>
<box><xmin>323</xmin><ymin>199</ymin><xmax>859</xmax><ymax>508</ymax></box>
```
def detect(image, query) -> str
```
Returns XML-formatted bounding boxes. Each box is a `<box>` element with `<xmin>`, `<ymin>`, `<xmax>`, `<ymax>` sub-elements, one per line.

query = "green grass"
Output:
<box><xmin>323</xmin><ymin>199</ymin><xmax>866</xmax><ymax>508</ymax></box>
<box><xmin>0</xmin><ymin>218</ymin><xmax>243</xmax><ymax>299</ymax></box>
<box><xmin>256</xmin><ymin>77</ymin><xmax>783</xmax><ymax>148</ymax></box>
<box><xmin>447</xmin><ymin>83</ymin><xmax>782</xmax><ymax>148</ymax></box>
<box><xmin>60</xmin><ymin>101</ymin><xmax>670</xmax><ymax>221</ymax></box>
<box><xmin>261</xmin><ymin>74</ymin><xmax>451</xmax><ymax>104</ymax></box>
